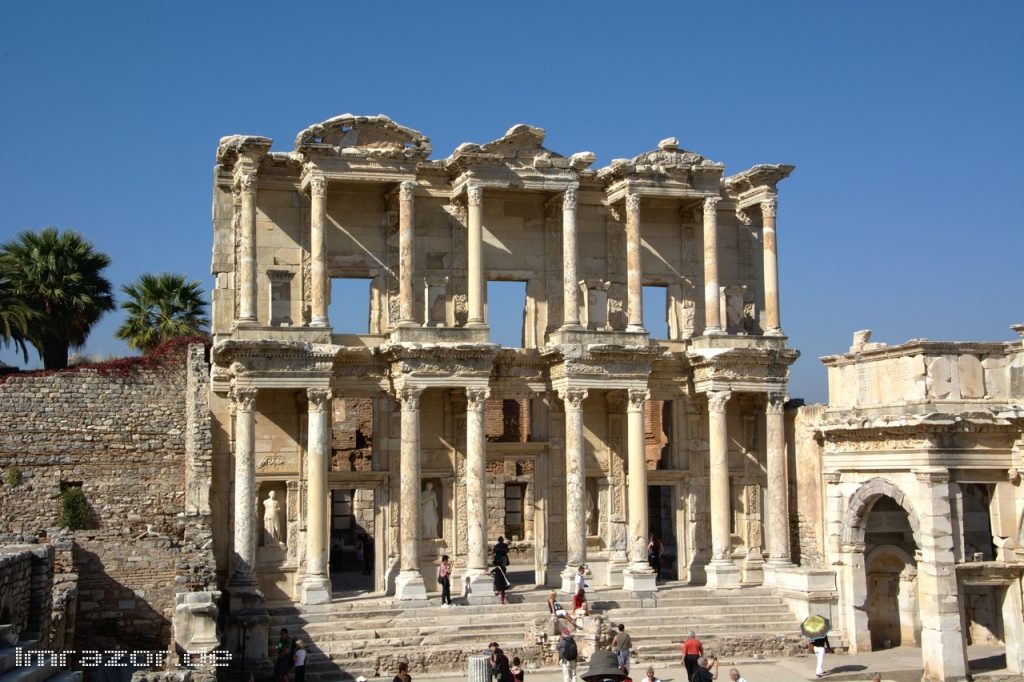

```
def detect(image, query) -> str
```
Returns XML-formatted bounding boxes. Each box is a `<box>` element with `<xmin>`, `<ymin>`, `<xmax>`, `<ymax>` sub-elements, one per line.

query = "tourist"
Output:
<box><xmin>438</xmin><ymin>554</ymin><xmax>453</xmax><ymax>607</ymax></box>
<box><xmin>612</xmin><ymin>623</ymin><xmax>632</xmax><ymax>670</ymax></box>
<box><xmin>691</xmin><ymin>655</ymin><xmax>719</xmax><ymax>682</ymax></box>
<box><xmin>640</xmin><ymin>666</ymin><xmax>662</xmax><ymax>682</ymax></box>
<box><xmin>292</xmin><ymin>640</ymin><xmax>306</xmax><ymax>682</ymax></box>
<box><xmin>491</xmin><ymin>647</ymin><xmax>514</xmax><ymax>682</ymax></box>
<box><xmin>572</xmin><ymin>587</ymin><xmax>590</xmax><ymax>617</ymax></box>
<box><xmin>392</xmin><ymin>661</ymin><xmax>412</xmax><ymax>682</ymax></box>
<box><xmin>728</xmin><ymin>667</ymin><xmax>747</xmax><ymax>682</ymax></box>
<box><xmin>273</xmin><ymin>628</ymin><xmax>293</xmax><ymax>682</ymax></box>
<box><xmin>647</xmin><ymin>534</ymin><xmax>663</xmax><ymax>580</ymax></box>
<box><xmin>548</xmin><ymin>590</ymin><xmax>569</xmax><ymax>618</ymax></box>
<box><xmin>490</xmin><ymin>562</ymin><xmax>511</xmax><ymax>604</ymax></box>
<box><xmin>510</xmin><ymin>655</ymin><xmax>525</xmax><ymax>681</ymax></box>
<box><xmin>870</xmin><ymin>674</ymin><xmax>882</xmax><ymax>681</ymax></box>
<box><xmin>809</xmin><ymin>633</ymin><xmax>831</xmax><ymax>678</ymax></box>
<box><xmin>493</xmin><ymin>536</ymin><xmax>510</xmax><ymax>568</ymax></box>
<box><xmin>574</xmin><ymin>564</ymin><xmax>588</xmax><ymax>593</ymax></box>
<box><xmin>620</xmin><ymin>666</ymin><xmax>633</xmax><ymax>682</ymax></box>
<box><xmin>486</xmin><ymin>642</ymin><xmax>499</xmax><ymax>679</ymax></box>
<box><xmin>680</xmin><ymin>630</ymin><xmax>704</xmax><ymax>680</ymax></box>
<box><xmin>557</xmin><ymin>628</ymin><xmax>579</xmax><ymax>682</ymax></box>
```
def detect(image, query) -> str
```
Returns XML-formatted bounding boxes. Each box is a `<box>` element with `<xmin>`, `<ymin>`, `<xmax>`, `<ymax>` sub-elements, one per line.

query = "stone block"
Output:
<box><xmin>958</xmin><ymin>355</ymin><xmax>984</xmax><ymax>398</ymax></box>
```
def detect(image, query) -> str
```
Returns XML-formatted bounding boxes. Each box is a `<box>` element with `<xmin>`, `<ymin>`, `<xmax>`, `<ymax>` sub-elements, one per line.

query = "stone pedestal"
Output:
<box><xmin>741</xmin><ymin>549</ymin><xmax>765</xmax><ymax>585</ymax></box>
<box><xmin>623</xmin><ymin>569</ymin><xmax>657</xmax><ymax>594</ymax></box>
<box><xmin>465</xmin><ymin>571</ymin><xmax>497</xmax><ymax>605</ymax></box>
<box><xmin>705</xmin><ymin>560</ymin><xmax>741</xmax><ymax>589</ymax></box>
<box><xmin>395</xmin><ymin>570</ymin><xmax>427</xmax><ymax>601</ymax></box>
<box><xmin>224</xmin><ymin>586</ymin><xmax>270</xmax><ymax>677</ymax></box>
<box><xmin>560</xmin><ymin>566</ymin><xmax>580</xmax><ymax>595</ymax></box>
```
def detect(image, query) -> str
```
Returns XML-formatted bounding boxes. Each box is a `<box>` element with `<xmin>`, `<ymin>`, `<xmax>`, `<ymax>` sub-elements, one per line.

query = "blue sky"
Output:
<box><xmin>1</xmin><ymin>1</ymin><xmax>1021</xmax><ymax>403</ymax></box>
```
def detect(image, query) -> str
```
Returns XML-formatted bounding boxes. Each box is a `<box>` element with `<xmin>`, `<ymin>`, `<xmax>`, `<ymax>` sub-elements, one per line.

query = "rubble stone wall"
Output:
<box><xmin>0</xmin><ymin>343</ymin><xmax>213</xmax><ymax>651</ymax></box>
<box><xmin>0</xmin><ymin>544</ymin><xmax>54</xmax><ymax>645</ymax></box>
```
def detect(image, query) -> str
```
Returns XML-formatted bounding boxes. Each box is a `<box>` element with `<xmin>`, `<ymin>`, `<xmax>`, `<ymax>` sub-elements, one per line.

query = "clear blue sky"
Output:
<box><xmin>1</xmin><ymin>1</ymin><xmax>1021</xmax><ymax>403</ymax></box>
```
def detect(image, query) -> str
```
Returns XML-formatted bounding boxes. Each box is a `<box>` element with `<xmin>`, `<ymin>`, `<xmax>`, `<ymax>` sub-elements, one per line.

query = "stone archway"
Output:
<box><xmin>841</xmin><ymin>477</ymin><xmax>921</xmax><ymax>549</ymax></box>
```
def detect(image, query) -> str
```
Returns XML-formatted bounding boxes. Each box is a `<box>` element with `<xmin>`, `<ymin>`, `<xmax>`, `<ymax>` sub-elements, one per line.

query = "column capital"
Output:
<box><xmin>466</xmin><ymin>387</ymin><xmax>491</xmax><ymax>408</ymax></box>
<box><xmin>237</xmin><ymin>171</ymin><xmax>258</xmax><ymax>195</ymax></box>
<box><xmin>234</xmin><ymin>387</ymin><xmax>258</xmax><ymax>412</ymax></box>
<box><xmin>823</xmin><ymin>470</ymin><xmax>843</xmax><ymax>484</ymax></box>
<box><xmin>398</xmin><ymin>386</ymin><xmax>424</xmax><ymax>409</ymax></box>
<box><xmin>761</xmin><ymin>197</ymin><xmax>777</xmax><ymax>219</ymax></box>
<box><xmin>467</xmin><ymin>184</ymin><xmax>483</xmax><ymax>207</ymax></box>
<box><xmin>307</xmin><ymin>388</ymin><xmax>332</xmax><ymax>412</ymax></box>
<box><xmin>625</xmin><ymin>193</ymin><xmax>641</xmax><ymax>212</ymax></box>
<box><xmin>627</xmin><ymin>388</ymin><xmax>650</xmax><ymax>411</ymax></box>
<box><xmin>558</xmin><ymin>388</ymin><xmax>589</xmax><ymax>410</ymax></box>
<box><xmin>309</xmin><ymin>174</ymin><xmax>327</xmax><ymax>198</ymax></box>
<box><xmin>399</xmin><ymin>180</ymin><xmax>417</xmax><ymax>201</ymax></box>
<box><xmin>766</xmin><ymin>392</ymin><xmax>787</xmax><ymax>414</ymax></box>
<box><xmin>703</xmin><ymin>196</ymin><xmax>721</xmax><ymax>215</ymax></box>
<box><xmin>563</xmin><ymin>184</ymin><xmax>579</xmax><ymax>210</ymax></box>
<box><xmin>706</xmin><ymin>389</ymin><xmax>731</xmax><ymax>414</ymax></box>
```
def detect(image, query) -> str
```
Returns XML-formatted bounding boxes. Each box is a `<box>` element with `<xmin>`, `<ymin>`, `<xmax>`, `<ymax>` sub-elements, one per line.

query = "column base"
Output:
<box><xmin>229</xmin><ymin>571</ymin><xmax>259</xmax><ymax>589</ymax></box>
<box><xmin>741</xmin><ymin>549</ymin><xmax>765</xmax><ymax>585</ymax></box>
<box><xmin>309</xmin><ymin>317</ymin><xmax>330</xmax><ymax>328</ymax></box>
<box><xmin>623</xmin><ymin>565</ymin><xmax>658</xmax><ymax>594</ymax></box>
<box><xmin>465</xmin><ymin>571</ymin><xmax>498</xmax><ymax>605</ymax></box>
<box><xmin>761</xmin><ymin>560</ymin><xmax>796</xmax><ymax>588</ymax></box>
<box><xmin>300</xmin><ymin>574</ymin><xmax>332</xmax><ymax>605</ymax></box>
<box><xmin>395</xmin><ymin>570</ymin><xmax>428</xmax><ymax>601</ymax></box>
<box><xmin>764</xmin><ymin>328</ymin><xmax>784</xmax><ymax>337</ymax></box>
<box><xmin>466</xmin><ymin>320</ymin><xmax>488</xmax><ymax>329</ymax></box>
<box><xmin>702</xmin><ymin>326</ymin><xmax>725</xmax><ymax>336</ymax></box>
<box><xmin>625</xmin><ymin>324</ymin><xmax>646</xmax><ymax>334</ymax></box>
<box><xmin>705</xmin><ymin>560</ymin><xmax>742</xmax><ymax>590</ymax></box>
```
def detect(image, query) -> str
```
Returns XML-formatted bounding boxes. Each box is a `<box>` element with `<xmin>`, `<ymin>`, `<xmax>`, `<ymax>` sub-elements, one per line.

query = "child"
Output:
<box><xmin>510</xmin><ymin>656</ymin><xmax>525</xmax><ymax>681</ymax></box>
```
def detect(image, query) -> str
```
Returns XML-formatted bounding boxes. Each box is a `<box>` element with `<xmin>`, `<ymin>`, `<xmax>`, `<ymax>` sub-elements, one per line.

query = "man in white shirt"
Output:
<box><xmin>728</xmin><ymin>667</ymin><xmax>747</xmax><ymax>682</ymax></box>
<box><xmin>640</xmin><ymin>665</ymin><xmax>662</xmax><ymax>682</ymax></box>
<box><xmin>574</xmin><ymin>564</ymin><xmax>587</xmax><ymax>593</ymax></box>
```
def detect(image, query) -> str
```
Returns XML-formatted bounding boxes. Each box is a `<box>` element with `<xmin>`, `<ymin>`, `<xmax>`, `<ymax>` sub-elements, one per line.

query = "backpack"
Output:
<box><xmin>562</xmin><ymin>636</ymin><xmax>578</xmax><ymax>661</ymax></box>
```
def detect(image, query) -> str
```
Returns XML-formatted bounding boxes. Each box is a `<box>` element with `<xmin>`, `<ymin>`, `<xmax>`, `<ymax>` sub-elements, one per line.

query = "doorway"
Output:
<box><xmin>329</xmin><ymin>487</ymin><xmax>376</xmax><ymax>592</ymax></box>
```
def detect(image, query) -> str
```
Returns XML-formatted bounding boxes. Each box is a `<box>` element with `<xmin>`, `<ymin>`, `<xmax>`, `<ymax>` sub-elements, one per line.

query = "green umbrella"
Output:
<box><xmin>801</xmin><ymin>614</ymin><xmax>831</xmax><ymax>639</ymax></box>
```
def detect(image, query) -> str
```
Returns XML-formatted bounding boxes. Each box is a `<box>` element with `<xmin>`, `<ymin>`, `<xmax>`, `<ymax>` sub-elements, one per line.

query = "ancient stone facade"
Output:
<box><xmin>795</xmin><ymin>328</ymin><xmax>1024</xmax><ymax>682</ymax></box>
<box><xmin>0</xmin><ymin>344</ymin><xmax>217</xmax><ymax>657</ymax></box>
<box><xmin>207</xmin><ymin>113</ymin><xmax>799</xmax><ymax>667</ymax></box>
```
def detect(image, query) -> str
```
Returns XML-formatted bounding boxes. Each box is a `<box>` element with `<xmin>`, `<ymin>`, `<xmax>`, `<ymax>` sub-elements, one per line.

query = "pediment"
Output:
<box><xmin>294</xmin><ymin>114</ymin><xmax>431</xmax><ymax>161</ymax></box>
<box><xmin>447</xmin><ymin>124</ymin><xmax>595</xmax><ymax>172</ymax></box>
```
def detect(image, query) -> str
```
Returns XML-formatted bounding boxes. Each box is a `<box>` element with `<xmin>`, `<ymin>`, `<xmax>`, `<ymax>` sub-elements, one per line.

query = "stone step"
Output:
<box><xmin>0</xmin><ymin>656</ymin><xmax>58</xmax><ymax>682</ymax></box>
<box><xmin>0</xmin><ymin>643</ymin><xmax>39</xmax><ymax>676</ymax></box>
<box><xmin>44</xmin><ymin>672</ymin><xmax>82</xmax><ymax>682</ymax></box>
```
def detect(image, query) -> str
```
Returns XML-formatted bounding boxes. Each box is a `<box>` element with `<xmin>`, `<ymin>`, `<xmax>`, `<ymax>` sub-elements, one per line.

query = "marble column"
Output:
<box><xmin>624</xmin><ymin>388</ymin><xmax>657</xmax><ymax>593</ymax></box>
<box><xmin>914</xmin><ymin>467</ymin><xmax>969</xmax><ymax>681</ymax></box>
<box><xmin>309</xmin><ymin>174</ymin><xmax>329</xmax><ymax>327</ymax></box>
<box><xmin>231</xmin><ymin>388</ymin><xmax>258</xmax><ymax>586</ymax></box>
<box><xmin>561</xmin><ymin>184</ymin><xmax>582</xmax><ymax>330</ymax></box>
<box><xmin>466</xmin><ymin>184</ymin><xmax>485</xmax><ymax>327</ymax></box>
<box><xmin>301</xmin><ymin>388</ymin><xmax>332</xmax><ymax>604</ymax></box>
<box><xmin>560</xmin><ymin>388</ymin><xmax>588</xmax><ymax>592</ymax></box>
<box><xmin>465</xmin><ymin>387</ymin><xmax>495</xmax><ymax>602</ymax></box>
<box><xmin>705</xmin><ymin>389</ymin><xmax>740</xmax><ymax>588</ymax></box>
<box><xmin>625</xmin><ymin>193</ymin><xmax>644</xmax><ymax>332</ymax></box>
<box><xmin>761</xmin><ymin>198</ymin><xmax>782</xmax><ymax>336</ymax></box>
<box><xmin>702</xmin><ymin>197</ymin><xmax>722</xmax><ymax>335</ymax></box>
<box><xmin>237</xmin><ymin>172</ymin><xmax>258</xmax><ymax>324</ymax></box>
<box><xmin>396</xmin><ymin>387</ymin><xmax>427</xmax><ymax>599</ymax></box>
<box><xmin>765</xmin><ymin>392</ymin><xmax>792</xmax><ymax>566</ymax></box>
<box><xmin>398</xmin><ymin>181</ymin><xmax>417</xmax><ymax>326</ymax></box>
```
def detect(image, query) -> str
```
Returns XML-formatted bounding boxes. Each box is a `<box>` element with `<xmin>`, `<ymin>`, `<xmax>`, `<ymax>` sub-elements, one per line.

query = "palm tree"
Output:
<box><xmin>0</xmin><ymin>274</ymin><xmax>33</xmax><ymax>362</ymax></box>
<box><xmin>0</xmin><ymin>228</ymin><xmax>115</xmax><ymax>369</ymax></box>
<box><xmin>116</xmin><ymin>273</ymin><xmax>209</xmax><ymax>353</ymax></box>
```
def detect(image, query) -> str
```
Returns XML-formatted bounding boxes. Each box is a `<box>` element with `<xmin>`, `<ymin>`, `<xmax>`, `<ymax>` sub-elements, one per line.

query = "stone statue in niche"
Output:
<box><xmin>263</xmin><ymin>490</ymin><xmax>283</xmax><ymax>545</ymax></box>
<box><xmin>586</xmin><ymin>489</ymin><xmax>599</xmax><ymax>536</ymax></box>
<box><xmin>421</xmin><ymin>481</ymin><xmax>440</xmax><ymax>538</ymax></box>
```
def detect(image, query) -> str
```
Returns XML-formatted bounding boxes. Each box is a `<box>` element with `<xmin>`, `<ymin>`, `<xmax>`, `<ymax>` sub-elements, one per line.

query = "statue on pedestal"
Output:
<box><xmin>421</xmin><ymin>481</ymin><xmax>439</xmax><ymax>538</ymax></box>
<box><xmin>263</xmin><ymin>490</ymin><xmax>282</xmax><ymax>545</ymax></box>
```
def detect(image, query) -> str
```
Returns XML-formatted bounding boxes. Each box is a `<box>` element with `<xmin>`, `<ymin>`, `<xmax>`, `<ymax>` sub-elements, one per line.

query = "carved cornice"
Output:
<box><xmin>381</xmin><ymin>342</ymin><xmax>499</xmax><ymax>379</ymax></box>
<box><xmin>213</xmin><ymin>339</ymin><xmax>338</xmax><ymax>376</ymax></box>
<box><xmin>689</xmin><ymin>347</ymin><xmax>799</xmax><ymax>385</ymax></box>
<box><xmin>216</xmin><ymin>135</ymin><xmax>273</xmax><ymax>171</ymax></box>
<box><xmin>913</xmin><ymin>467</ymin><xmax>950</xmax><ymax>484</ymax></box>
<box><xmin>723</xmin><ymin>164</ymin><xmax>795</xmax><ymax>194</ymax></box>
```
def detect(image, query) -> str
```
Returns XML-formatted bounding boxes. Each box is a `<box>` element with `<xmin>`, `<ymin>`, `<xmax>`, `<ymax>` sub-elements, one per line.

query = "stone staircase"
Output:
<box><xmin>0</xmin><ymin>635</ymin><xmax>82</xmax><ymax>682</ymax></box>
<box><xmin>267</xmin><ymin>583</ymin><xmax>806</xmax><ymax>680</ymax></box>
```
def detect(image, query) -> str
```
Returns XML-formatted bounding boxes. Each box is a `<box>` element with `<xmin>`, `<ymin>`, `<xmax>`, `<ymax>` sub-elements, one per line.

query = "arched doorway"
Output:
<box><xmin>865</xmin><ymin>545</ymin><xmax>919</xmax><ymax>648</ymax></box>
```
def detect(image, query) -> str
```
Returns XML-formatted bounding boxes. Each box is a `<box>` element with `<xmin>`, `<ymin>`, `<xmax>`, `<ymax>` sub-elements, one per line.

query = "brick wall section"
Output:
<box><xmin>0</xmin><ymin>342</ymin><xmax>214</xmax><ymax>651</ymax></box>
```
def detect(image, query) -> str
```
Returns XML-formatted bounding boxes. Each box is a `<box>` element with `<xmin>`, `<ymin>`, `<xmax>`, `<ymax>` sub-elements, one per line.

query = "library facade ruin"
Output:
<box><xmin>208</xmin><ymin>114</ymin><xmax>797</xmax><ymax>614</ymax></box>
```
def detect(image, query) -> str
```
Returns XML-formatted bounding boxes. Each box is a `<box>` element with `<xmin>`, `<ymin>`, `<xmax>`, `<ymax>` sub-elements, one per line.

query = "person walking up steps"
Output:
<box><xmin>612</xmin><ymin>623</ymin><xmax>632</xmax><ymax>671</ymax></box>
<box><xmin>438</xmin><ymin>554</ymin><xmax>453</xmax><ymax>606</ymax></box>
<box><xmin>681</xmin><ymin>630</ymin><xmax>703</xmax><ymax>680</ymax></box>
<box><xmin>490</xmin><ymin>562</ymin><xmax>511</xmax><ymax>604</ymax></box>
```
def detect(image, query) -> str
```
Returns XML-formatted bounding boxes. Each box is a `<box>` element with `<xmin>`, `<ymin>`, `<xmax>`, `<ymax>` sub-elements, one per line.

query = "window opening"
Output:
<box><xmin>642</xmin><ymin>285</ymin><xmax>668</xmax><ymax>339</ymax></box>
<box><xmin>329</xmin><ymin>278</ymin><xmax>372</xmax><ymax>333</ymax></box>
<box><xmin>487</xmin><ymin>280</ymin><xmax>527</xmax><ymax>348</ymax></box>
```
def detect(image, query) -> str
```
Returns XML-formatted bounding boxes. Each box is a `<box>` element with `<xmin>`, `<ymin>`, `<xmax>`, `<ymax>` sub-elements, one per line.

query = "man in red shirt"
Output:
<box><xmin>680</xmin><ymin>631</ymin><xmax>704</xmax><ymax>680</ymax></box>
